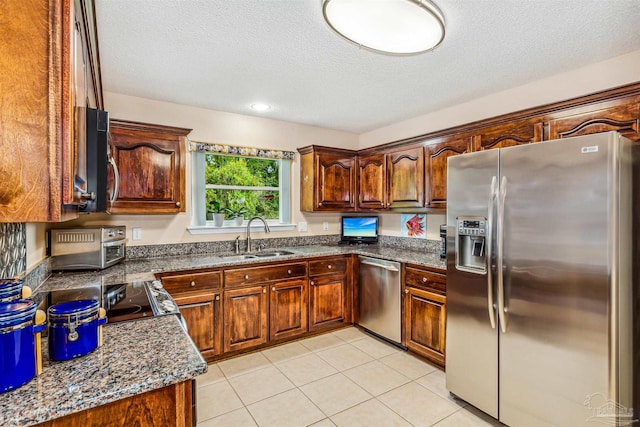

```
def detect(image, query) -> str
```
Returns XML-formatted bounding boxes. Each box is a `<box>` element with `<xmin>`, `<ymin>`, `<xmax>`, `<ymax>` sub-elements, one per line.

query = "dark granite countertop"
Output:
<box><xmin>40</xmin><ymin>244</ymin><xmax>446</xmax><ymax>291</ymax></box>
<box><xmin>0</xmin><ymin>315</ymin><xmax>207</xmax><ymax>427</ymax></box>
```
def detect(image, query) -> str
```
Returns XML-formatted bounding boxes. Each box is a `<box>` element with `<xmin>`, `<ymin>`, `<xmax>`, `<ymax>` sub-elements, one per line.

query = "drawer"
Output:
<box><xmin>160</xmin><ymin>270</ymin><xmax>222</xmax><ymax>295</ymax></box>
<box><xmin>405</xmin><ymin>267</ymin><xmax>446</xmax><ymax>295</ymax></box>
<box><xmin>309</xmin><ymin>258</ymin><xmax>347</xmax><ymax>276</ymax></box>
<box><xmin>225</xmin><ymin>262</ymin><xmax>307</xmax><ymax>287</ymax></box>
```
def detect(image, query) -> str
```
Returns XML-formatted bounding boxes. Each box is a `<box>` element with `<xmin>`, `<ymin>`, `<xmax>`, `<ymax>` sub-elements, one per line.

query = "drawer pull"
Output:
<box><xmin>244</xmin><ymin>275</ymin><xmax>249</xmax><ymax>280</ymax></box>
<box><xmin>263</xmin><ymin>288</ymin><xmax>266</xmax><ymax>293</ymax></box>
<box><xmin>287</xmin><ymin>269</ymin><xmax>292</xmax><ymax>274</ymax></box>
<box><xmin>422</xmin><ymin>277</ymin><xmax>428</xmax><ymax>283</ymax></box>
<box><xmin>405</xmin><ymin>289</ymin><xmax>409</xmax><ymax>294</ymax></box>
<box><xmin>190</xmin><ymin>281</ymin><xmax>196</xmax><ymax>287</ymax></box>
<box><xmin>272</xmin><ymin>286</ymin><xmax>276</xmax><ymax>291</ymax></box>
<box><xmin>310</xmin><ymin>281</ymin><xmax>315</xmax><ymax>286</ymax></box>
<box><xmin>215</xmin><ymin>295</ymin><xmax>220</xmax><ymax>301</ymax></box>
<box><xmin>328</xmin><ymin>265</ymin><xmax>332</xmax><ymax>269</ymax></box>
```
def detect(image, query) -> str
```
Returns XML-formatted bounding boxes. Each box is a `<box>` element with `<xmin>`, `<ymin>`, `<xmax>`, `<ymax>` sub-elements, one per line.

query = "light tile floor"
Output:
<box><xmin>196</xmin><ymin>327</ymin><xmax>502</xmax><ymax>427</ymax></box>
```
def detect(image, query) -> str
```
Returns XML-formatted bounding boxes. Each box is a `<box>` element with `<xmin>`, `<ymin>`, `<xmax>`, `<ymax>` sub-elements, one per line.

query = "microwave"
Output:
<box><xmin>79</xmin><ymin>108</ymin><xmax>119</xmax><ymax>213</ymax></box>
<box><xmin>49</xmin><ymin>226</ymin><xmax>127</xmax><ymax>271</ymax></box>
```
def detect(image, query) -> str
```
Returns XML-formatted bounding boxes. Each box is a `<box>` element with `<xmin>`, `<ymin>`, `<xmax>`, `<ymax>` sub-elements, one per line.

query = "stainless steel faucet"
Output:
<box><xmin>246</xmin><ymin>216</ymin><xmax>270</xmax><ymax>252</ymax></box>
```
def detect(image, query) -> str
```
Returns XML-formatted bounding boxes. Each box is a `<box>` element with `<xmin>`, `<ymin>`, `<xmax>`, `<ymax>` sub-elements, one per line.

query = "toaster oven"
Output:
<box><xmin>49</xmin><ymin>226</ymin><xmax>126</xmax><ymax>271</ymax></box>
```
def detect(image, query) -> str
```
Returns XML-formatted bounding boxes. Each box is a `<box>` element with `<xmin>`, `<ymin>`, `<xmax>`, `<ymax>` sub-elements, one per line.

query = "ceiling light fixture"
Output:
<box><xmin>250</xmin><ymin>103</ymin><xmax>271</xmax><ymax>112</ymax></box>
<box><xmin>322</xmin><ymin>0</ymin><xmax>445</xmax><ymax>56</ymax></box>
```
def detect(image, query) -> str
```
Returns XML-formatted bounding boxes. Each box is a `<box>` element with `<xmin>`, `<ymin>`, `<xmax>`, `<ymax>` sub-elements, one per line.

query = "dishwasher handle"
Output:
<box><xmin>360</xmin><ymin>260</ymin><xmax>400</xmax><ymax>272</ymax></box>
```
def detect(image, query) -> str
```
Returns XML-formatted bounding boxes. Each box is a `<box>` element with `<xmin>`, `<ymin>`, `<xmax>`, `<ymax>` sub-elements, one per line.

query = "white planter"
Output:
<box><xmin>234</xmin><ymin>216</ymin><xmax>244</xmax><ymax>226</ymax></box>
<box><xmin>213</xmin><ymin>213</ymin><xmax>225</xmax><ymax>227</ymax></box>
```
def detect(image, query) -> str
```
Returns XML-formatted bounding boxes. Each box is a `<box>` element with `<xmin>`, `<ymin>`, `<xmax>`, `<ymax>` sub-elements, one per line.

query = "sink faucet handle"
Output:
<box><xmin>234</xmin><ymin>235</ymin><xmax>241</xmax><ymax>254</ymax></box>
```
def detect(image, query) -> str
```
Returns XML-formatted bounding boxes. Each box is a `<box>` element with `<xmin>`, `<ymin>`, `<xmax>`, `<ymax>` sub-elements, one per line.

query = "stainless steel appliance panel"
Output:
<box><xmin>446</xmin><ymin>148</ymin><xmax>500</xmax><ymax>418</ymax></box>
<box><xmin>498</xmin><ymin>134</ymin><xmax>614</xmax><ymax>426</ymax></box>
<box><xmin>358</xmin><ymin>256</ymin><xmax>401</xmax><ymax>344</ymax></box>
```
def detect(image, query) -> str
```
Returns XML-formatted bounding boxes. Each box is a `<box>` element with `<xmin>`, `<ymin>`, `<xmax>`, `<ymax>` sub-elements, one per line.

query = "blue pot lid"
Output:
<box><xmin>0</xmin><ymin>281</ymin><xmax>23</xmax><ymax>291</ymax></box>
<box><xmin>48</xmin><ymin>299</ymin><xmax>99</xmax><ymax>315</ymax></box>
<box><xmin>0</xmin><ymin>278</ymin><xmax>22</xmax><ymax>287</ymax></box>
<box><xmin>0</xmin><ymin>300</ymin><xmax>37</xmax><ymax>323</ymax></box>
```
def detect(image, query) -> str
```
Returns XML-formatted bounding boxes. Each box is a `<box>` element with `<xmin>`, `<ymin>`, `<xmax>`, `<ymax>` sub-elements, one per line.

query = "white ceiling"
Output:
<box><xmin>95</xmin><ymin>0</ymin><xmax>640</xmax><ymax>134</ymax></box>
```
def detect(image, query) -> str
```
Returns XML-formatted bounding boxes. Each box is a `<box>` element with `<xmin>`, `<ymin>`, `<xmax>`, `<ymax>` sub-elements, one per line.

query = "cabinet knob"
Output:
<box><xmin>190</xmin><ymin>281</ymin><xmax>196</xmax><ymax>287</ymax></box>
<box><xmin>244</xmin><ymin>275</ymin><xmax>249</xmax><ymax>280</ymax></box>
<box><xmin>287</xmin><ymin>269</ymin><xmax>292</xmax><ymax>274</ymax></box>
<box><xmin>405</xmin><ymin>289</ymin><xmax>409</xmax><ymax>294</ymax></box>
<box><xmin>272</xmin><ymin>287</ymin><xmax>276</xmax><ymax>291</ymax></box>
<box><xmin>422</xmin><ymin>277</ymin><xmax>428</xmax><ymax>283</ymax></box>
<box><xmin>263</xmin><ymin>288</ymin><xmax>266</xmax><ymax>293</ymax></box>
<box><xmin>215</xmin><ymin>295</ymin><xmax>220</xmax><ymax>301</ymax></box>
<box><xmin>176</xmin><ymin>202</ymin><xmax>181</xmax><ymax>207</ymax></box>
<box><xmin>328</xmin><ymin>265</ymin><xmax>332</xmax><ymax>269</ymax></box>
<box><xmin>310</xmin><ymin>281</ymin><xmax>315</xmax><ymax>286</ymax></box>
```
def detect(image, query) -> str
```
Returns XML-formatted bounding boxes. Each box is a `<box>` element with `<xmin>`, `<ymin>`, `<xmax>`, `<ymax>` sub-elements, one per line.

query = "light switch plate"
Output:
<box><xmin>298</xmin><ymin>222</ymin><xmax>308</xmax><ymax>232</ymax></box>
<box><xmin>132</xmin><ymin>227</ymin><xmax>142</xmax><ymax>241</ymax></box>
<box><xmin>323</xmin><ymin>222</ymin><xmax>329</xmax><ymax>231</ymax></box>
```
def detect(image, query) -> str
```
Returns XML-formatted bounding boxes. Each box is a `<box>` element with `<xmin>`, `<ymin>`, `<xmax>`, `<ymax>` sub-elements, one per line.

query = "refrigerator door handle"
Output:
<box><xmin>486</xmin><ymin>176</ymin><xmax>497</xmax><ymax>329</ymax></box>
<box><xmin>497</xmin><ymin>176</ymin><xmax>508</xmax><ymax>333</ymax></box>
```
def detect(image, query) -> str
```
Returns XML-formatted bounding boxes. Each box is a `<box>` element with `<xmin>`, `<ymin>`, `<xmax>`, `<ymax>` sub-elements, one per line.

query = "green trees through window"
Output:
<box><xmin>205</xmin><ymin>154</ymin><xmax>280</xmax><ymax>220</ymax></box>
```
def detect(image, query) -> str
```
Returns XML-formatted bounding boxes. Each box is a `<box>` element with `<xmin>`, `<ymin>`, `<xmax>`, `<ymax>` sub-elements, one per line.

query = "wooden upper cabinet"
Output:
<box><xmin>475</xmin><ymin>120</ymin><xmax>544</xmax><ymax>150</ymax></box>
<box><xmin>108</xmin><ymin>120</ymin><xmax>191</xmax><ymax>214</ymax></box>
<box><xmin>386</xmin><ymin>146</ymin><xmax>425</xmax><ymax>209</ymax></box>
<box><xmin>548</xmin><ymin>102</ymin><xmax>640</xmax><ymax>143</ymax></box>
<box><xmin>425</xmin><ymin>137</ymin><xmax>471</xmax><ymax>209</ymax></box>
<box><xmin>0</xmin><ymin>0</ymin><xmax>102</xmax><ymax>222</ymax></box>
<box><xmin>298</xmin><ymin>146</ymin><xmax>356</xmax><ymax>212</ymax></box>
<box><xmin>357</xmin><ymin>153</ymin><xmax>387</xmax><ymax>210</ymax></box>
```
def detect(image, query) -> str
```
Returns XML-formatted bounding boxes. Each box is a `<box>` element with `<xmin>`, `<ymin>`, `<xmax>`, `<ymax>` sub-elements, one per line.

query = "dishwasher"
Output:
<box><xmin>358</xmin><ymin>256</ymin><xmax>403</xmax><ymax>347</ymax></box>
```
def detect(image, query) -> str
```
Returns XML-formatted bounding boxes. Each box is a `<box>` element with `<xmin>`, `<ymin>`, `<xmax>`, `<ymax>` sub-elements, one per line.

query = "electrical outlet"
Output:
<box><xmin>323</xmin><ymin>222</ymin><xmax>329</xmax><ymax>231</ymax></box>
<box><xmin>298</xmin><ymin>221</ymin><xmax>308</xmax><ymax>232</ymax></box>
<box><xmin>132</xmin><ymin>227</ymin><xmax>142</xmax><ymax>241</ymax></box>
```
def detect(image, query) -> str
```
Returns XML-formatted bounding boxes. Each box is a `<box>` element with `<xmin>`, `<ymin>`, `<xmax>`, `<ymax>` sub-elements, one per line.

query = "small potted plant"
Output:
<box><xmin>206</xmin><ymin>200</ymin><xmax>225</xmax><ymax>227</ymax></box>
<box><xmin>225</xmin><ymin>206</ymin><xmax>247</xmax><ymax>226</ymax></box>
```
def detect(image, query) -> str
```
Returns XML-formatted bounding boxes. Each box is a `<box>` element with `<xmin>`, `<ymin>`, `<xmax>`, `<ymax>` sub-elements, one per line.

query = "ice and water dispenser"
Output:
<box><xmin>455</xmin><ymin>217</ymin><xmax>487</xmax><ymax>274</ymax></box>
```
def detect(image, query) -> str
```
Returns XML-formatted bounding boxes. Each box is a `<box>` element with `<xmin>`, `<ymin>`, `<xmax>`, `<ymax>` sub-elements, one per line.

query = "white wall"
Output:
<box><xmin>25</xmin><ymin>49</ymin><xmax>640</xmax><ymax>271</ymax></box>
<box><xmin>360</xmin><ymin>49</ymin><xmax>640</xmax><ymax>238</ymax></box>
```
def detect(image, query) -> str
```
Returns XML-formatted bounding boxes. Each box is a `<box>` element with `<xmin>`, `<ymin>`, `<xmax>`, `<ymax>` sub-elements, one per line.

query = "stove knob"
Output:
<box><xmin>152</xmin><ymin>280</ymin><xmax>163</xmax><ymax>290</ymax></box>
<box><xmin>163</xmin><ymin>303</ymin><xmax>176</xmax><ymax>312</ymax></box>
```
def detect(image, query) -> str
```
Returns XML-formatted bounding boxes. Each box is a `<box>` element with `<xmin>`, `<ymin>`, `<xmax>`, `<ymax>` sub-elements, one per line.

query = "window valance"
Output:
<box><xmin>188</xmin><ymin>140</ymin><xmax>295</xmax><ymax>160</ymax></box>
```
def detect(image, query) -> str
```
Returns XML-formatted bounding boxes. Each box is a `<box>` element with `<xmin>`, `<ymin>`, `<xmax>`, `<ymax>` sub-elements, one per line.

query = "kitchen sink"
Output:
<box><xmin>218</xmin><ymin>254</ymin><xmax>257</xmax><ymax>260</ymax></box>
<box><xmin>253</xmin><ymin>250</ymin><xmax>296</xmax><ymax>258</ymax></box>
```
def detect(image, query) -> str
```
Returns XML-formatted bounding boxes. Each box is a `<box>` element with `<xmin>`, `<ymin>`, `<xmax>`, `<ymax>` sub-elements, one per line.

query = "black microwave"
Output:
<box><xmin>80</xmin><ymin>108</ymin><xmax>117</xmax><ymax>213</ymax></box>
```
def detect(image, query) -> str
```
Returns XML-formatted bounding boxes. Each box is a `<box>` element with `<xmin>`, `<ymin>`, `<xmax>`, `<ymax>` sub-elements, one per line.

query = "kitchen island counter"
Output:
<box><xmin>0</xmin><ymin>315</ymin><xmax>206</xmax><ymax>427</ymax></box>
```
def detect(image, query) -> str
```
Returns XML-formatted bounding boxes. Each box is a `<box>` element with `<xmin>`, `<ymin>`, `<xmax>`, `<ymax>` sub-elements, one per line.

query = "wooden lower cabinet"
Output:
<box><xmin>269</xmin><ymin>279</ymin><xmax>308</xmax><ymax>341</ymax></box>
<box><xmin>309</xmin><ymin>274</ymin><xmax>346</xmax><ymax>331</ymax></box>
<box><xmin>173</xmin><ymin>291</ymin><xmax>222</xmax><ymax>360</ymax></box>
<box><xmin>35</xmin><ymin>380</ymin><xmax>193</xmax><ymax>427</ymax></box>
<box><xmin>223</xmin><ymin>285</ymin><xmax>268</xmax><ymax>352</ymax></box>
<box><xmin>404</xmin><ymin>286</ymin><xmax>446</xmax><ymax>366</ymax></box>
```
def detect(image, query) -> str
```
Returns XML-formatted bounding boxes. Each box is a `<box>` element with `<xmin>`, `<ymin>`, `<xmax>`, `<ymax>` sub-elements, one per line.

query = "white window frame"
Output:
<box><xmin>188</xmin><ymin>152</ymin><xmax>295</xmax><ymax>234</ymax></box>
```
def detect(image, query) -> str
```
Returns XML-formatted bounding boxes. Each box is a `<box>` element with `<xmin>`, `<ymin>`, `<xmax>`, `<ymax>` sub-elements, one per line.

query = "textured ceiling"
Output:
<box><xmin>95</xmin><ymin>0</ymin><xmax>640</xmax><ymax>134</ymax></box>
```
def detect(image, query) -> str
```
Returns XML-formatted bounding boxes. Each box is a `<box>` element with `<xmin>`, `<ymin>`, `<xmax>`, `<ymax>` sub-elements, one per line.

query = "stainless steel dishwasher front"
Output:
<box><xmin>358</xmin><ymin>255</ymin><xmax>402</xmax><ymax>345</ymax></box>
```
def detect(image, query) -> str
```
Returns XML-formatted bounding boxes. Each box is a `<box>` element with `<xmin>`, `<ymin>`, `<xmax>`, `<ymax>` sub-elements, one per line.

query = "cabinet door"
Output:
<box><xmin>223</xmin><ymin>285</ymin><xmax>268</xmax><ymax>353</ymax></box>
<box><xmin>357</xmin><ymin>153</ymin><xmax>386</xmax><ymax>210</ymax></box>
<box><xmin>404</xmin><ymin>286</ymin><xmax>446</xmax><ymax>366</ymax></box>
<box><xmin>108</xmin><ymin>120</ymin><xmax>190</xmax><ymax>214</ymax></box>
<box><xmin>269</xmin><ymin>279</ymin><xmax>308</xmax><ymax>341</ymax></box>
<box><xmin>548</xmin><ymin>103</ymin><xmax>640</xmax><ymax>143</ymax></box>
<box><xmin>315</xmin><ymin>151</ymin><xmax>356</xmax><ymax>210</ymax></box>
<box><xmin>309</xmin><ymin>274</ymin><xmax>346</xmax><ymax>331</ymax></box>
<box><xmin>476</xmin><ymin>120</ymin><xmax>543</xmax><ymax>150</ymax></box>
<box><xmin>426</xmin><ymin>137</ymin><xmax>471</xmax><ymax>209</ymax></box>
<box><xmin>387</xmin><ymin>146</ymin><xmax>425</xmax><ymax>208</ymax></box>
<box><xmin>173</xmin><ymin>291</ymin><xmax>222</xmax><ymax>360</ymax></box>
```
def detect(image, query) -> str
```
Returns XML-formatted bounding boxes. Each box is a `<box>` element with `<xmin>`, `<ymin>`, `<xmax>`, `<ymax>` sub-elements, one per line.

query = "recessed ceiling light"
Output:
<box><xmin>251</xmin><ymin>103</ymin><xmax>271</xmax><ymax>112</ymax></box>
<box><xmin>323</xmin><ymin>0</ymin><xmax>445</xmax><ymax>56</ymax></box>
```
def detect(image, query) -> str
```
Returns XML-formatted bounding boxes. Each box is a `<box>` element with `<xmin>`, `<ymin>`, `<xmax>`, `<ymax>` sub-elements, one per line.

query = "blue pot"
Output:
<box><xmin>48</xmin><ymin>300</ymin><xmax>106</xmax><ymax>361</ymax></box>
<box><xmin>0</xmin><ymin>299</ymin><xmax>44</xmax><ymax>393</ymax></box>
<box><xmin>0</xmin><ymin>278</ymin><xmax>24</xmax><ymax>302</ymax></box>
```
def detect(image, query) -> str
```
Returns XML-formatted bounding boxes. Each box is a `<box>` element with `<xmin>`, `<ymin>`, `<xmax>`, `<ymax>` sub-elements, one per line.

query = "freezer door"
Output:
<box><xmin>446</xmin><ymin>148</ymin><xmax>499</xmax><ymax>418</ymax></box>
<box><xmin>498</xmin><ymin>133</ymin><xmax>615</xmax><ymax>426</ymax></box>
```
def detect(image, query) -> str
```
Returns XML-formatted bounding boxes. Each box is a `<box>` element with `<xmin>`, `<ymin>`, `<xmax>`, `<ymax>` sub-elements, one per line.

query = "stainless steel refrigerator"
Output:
<box><xmin>445</xmin><ymin>131</ymin><xmax>639</xmax><ymax>427</ymax></box>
